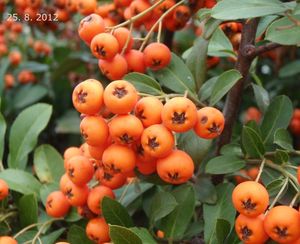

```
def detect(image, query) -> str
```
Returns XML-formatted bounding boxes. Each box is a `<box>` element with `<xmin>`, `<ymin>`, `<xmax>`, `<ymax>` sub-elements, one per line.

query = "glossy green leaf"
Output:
<box><xmin>124</xmin><ymin>72</ymin><xmax>163</xmax><ymax>95</ymax></box>
<box><xmin>40</xmin><ymin>228</ymin><xmax>65</xmax><ymax>244</ymax></box>
<box><xmin>198</xmin><ymin>76</ymin><xmax>218</xmax><ymax>102</ymax></box>
<box><xmin>216</xmin><ymin>219</ymin><xmax>231</xmax><ymax>244</ymax></box>
<box><xmin>266</xmin><ymin>15</ymin><xmax>300</xmax><ymax>45</ymax></box>
<box><xmin>8</xmin><ymin>103</ymin><xmax>52</xmax><ymax>169</ymax></box>
<box><xmin>55</xmin><ymin>110</ymin><xmax>81</xmax><ymax>134</ymax></box>
<box><xmin>208</xmin><ymin>28</ymin><xmax>234</xmax><ymax>57</ymax></box>
<box><xmin>266</xmin><ymin>178</ymin><xmax>285</xmax><ymax>197</ymax></box>
<box><xmin>220</xmin><ymin>143</ymin><xmax>243</xmax><ymax>157</ymax></box>
<box><xmin>274</xmin><ymin>128</ymin><xmax>294</xmax><ymax>151</ymax></box>
<box><xmin>160</xmin><ymin>184</ymin><xmax>195</xmax><ymax>240</ymax></box>
<box><xmin>194</xmin><ymin>177</ymin><xmax>217</xmax><ymax>204</ymax></box>
<box><xmin>150</xmin><ymin>190</ymin><xmax>178</xmax><ymax>223</ymax></box>
<box><xmin>279</xmin><ymin>60</ymin><xmax>300</xmax><ymax>78</ymax></box>
<box><xmin>212</xmin><ymin>0</ymin><xmax>289</xmax><ymax>20</ymax></box>
<box><xmin>0</xmin><ymin>110</ymin><xmax>6</xmax><ymax>162</ymax></box>
<box><xmin>67</xmin><ymin>225</ymin><xmax>94</xmax><ymax>244</ymax></box>
<box><xmin>0</xmin><ymin>58</ymin><xmax>10</xmax><ymax>94</ymax></box>
<box><xmin>110</xmin><ymin>225</ymin><xmax>142</xmax><ymax>244</ymax></box>
<box><xmin>252</xmin><ymin>84</ymin><xmax>270</xmax><ymax>113</ymax></box>
<box><xmin>274</xmin><ymin>149</ymin><xmax>289</xmax><ymax>164</ymax></box>
<box><xmin>18</xmin><ymin>194</ymin><xmax>38</xmax><ymax>227</ymax></box>
<box><xmin>206</xmin><ymin>156</ymin><xmax>246</xmax><ymax>174</ymax></box>
<box><xmin>12</xmin><ymin>84</ymin><xmax>48</xmax><ymax>110</ymax></box>
<box><xmin>186</xmin><ymin>37</ymin><xmax>209</xmax><ymax>91</ymax></box>
<box><xmin>256</xmin><ymin>15</ymin><xmax>278</xmax><ymax>38</ymax></box>
<box><xmin>102</xmin><ymin>197</ymin><xmax>134</xmax><ymax>228</ymax></box>
<box><xmin>152</xmin><ymin>53</ymin><xmax>197</xmax><ymax>100</ymax></box>
<box><xmin>177</xmin><ymin>130</ymin><xmax>212</xmax><ymax>166</ymax></box>
<box><xmin>242</xmin><ymin>126</ymin><xmax>265</xmax><ymax>158</ymax></box>
<box><xmin>261</xmin><ymin>95</ymin><xmax>293</xmax><ymax>145</ymax></box>
<box><xmin>204</xmin><ymin>183</ymin><xmax>236</xmax><ymax>244</ymax></box>
<box><xmin>130</xmin><ymin>227</ymin><xmax>156</xmax><ymax>244</ymax></box>
<box><xmin>18</xmin><ymin>61</ymin><xmax>49</xmax><ymax>72</ymax></box>
<box><xmin>34</xmin><ymin>144</ymin><xmax>65</xmax><ymax>183</ymax></box>
<box><xmin>0</xmin><ymin>169</ymin><xmax>41</xmax><ymax>196</ymax></box>
<box><xmin>209</xmin><ymin>69</ymin><xmax>242</xmax><ymax>106</ymax></box>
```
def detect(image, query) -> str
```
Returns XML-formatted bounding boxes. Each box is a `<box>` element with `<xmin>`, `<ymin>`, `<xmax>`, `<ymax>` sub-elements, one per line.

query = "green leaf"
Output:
<box><xmin>252</xmin><ymin>84</ymin><xmax>270</xmax><ymax>113</ymax></box>
<box><xmin>0</xmin><ymin>169</ymin><xmax>41</xmax><ymax>196</ymax></box>
<box><xmin>203</xmin><ymin>18</ymin><xmax>223</xmax><ymax>40</ymax></box>
<box><xmin>18</xmin><ymin>194</ymin><xmax>38</xmax><ymax>227</ymax></box>
<box><xmin>279</xmin><ymin>60</ymin><xmax>300</xmax><ymax>78</ymax></box>
<box><xmin>198</xmin><ymin>76</ymin><xmax>218</xmax><ymax>102</ymax></box>
<box><xmin>64</xmin><ymin>207</ymin><xmax>82</xmax><ymax>222</ymax></box>
<box><xmin>18</xmin><ymin>61</ymin><xmax>49</xmax><ymax>72</ymax></box>
<box><xmin>40</xmin><ymin>228</ymin><xmax>65</xmax><ymax>244</ymax></box>
<box><xmin>274</xmin><ymin>128</ymin><xmax>294</xmax><ymax>151</ymax></box>
<box><xmin>261</xmin><ymin>168</ymin><xmax>282</xmax><ymax>186</ymax></box>
<box><xmin>266</xmin><ymin>178</ymin><xmax>285</xmax><ymax>197</ymax></box>
<box><xmin>261</xmin><ymin>95</ymin><xmax>293</xmax><ymax>145</ymax></box>
<box><xmin>274</xmin><ymin>149</ymin><xmax>289</xmax><ymax>164</ymax></box>
<box><xmin>0</xmin><ymin>58</ymin><xmax>10</xmax><ymax>94</ymax></box>
<box><xmin>67</xmin><ymin>225</ymin><xmax>94</xmax><ymax>244</ymax></box>
<box><xmin>8</xmin><ymin>103</ymin><xmax>52</xmax><ymax>169</ymax></box>
<box><xmin>206</xmin><ymin>156</ymin><xmax>246</xmax><ymax>174</ymax></box>
<box><xmin>212</xmin><ymin>0</ymin><xmax>289</xmax><ymax>20</ymax></box>
<box><xmin>0</xmin><ymin>110</ymin><xmax>6</xmax><ymax>162</ymax></box>
<box><xmin>110</xmin><ymin>225</ymin><xmax>142</xmax><ymax>244</ymax></box>
<box><xmin>209</xmin><ymin>69</ymin><xmax>242</xmax><ymax>106</ymax></box>
<box><xmin>186</xmin><ymin>37</ymin><xmax>209</xmax><ymax>91</ymax></box>
<box><xmin>242</xmin><ymin>126</ymin><xmax>265</xmax><ymax>158</ymax></box>
<box><xmin>40</xmin><ymin>183</ymin><xmax>59</xmax><ymax>207</ymax></box>
<box><xmin>12</xmin><ymin>84</ymin><xmax>48</xmax><ymax>110</ymax></box>
<box><xmin>152</xmin><ymin>53</ymin><xmax>197</xmax><ymax>99</ymax></box>
<box><xmin>150</xmin><ymin>190</ymin><xmax>178</xmax><ymax>223</ymax></box>
<box><xmin>220</xmin><ymin>143</ymin><xmax>243</xmax><ymax>157</ymax></box>
<box><xmin>208</xmin><ymin>28</ymin><xmax>234</xmax><ymax>57</ymax></box>
<box><xmin>194</xmin><ymin>177</ymin><xmax>217</xmax><ymax>204</ymax></box>
<box><xmin>33</xmin><ymin>144</ymin><xmax>65</xmax><ymax>183</ymax></box>
<box><xmin>115</xmin><ymin>182</ymin><xmax>153</xmax><ymax>207</ymax></box>
<box><xmin>130</xmin><ymin>227</ymin><xmax>156</xmax><ymax>244</ymax></box>
<box><xmin>102</xmin><ymin>197</ymin><xmax>134</xmax><ymax>228</ymax></box>
<box><xmin>160</xmin><ymin>184</ymin><xmax>195</xmax><ymax>240</ymax></box>
<box><xmin>124</xmin><ymin>72</ymin><xmax>163</xmax><ymax>95</ymax></box>
<box><xmin>204</xmin><ymin>183</ymin><xmax>236</xmax><ymax>244</ymax></box>
<box><xmin>266</xmin><ymin>15</ymin><xmax>300</xmax><ymax>45</ymax></box>
<box><xmin>256</xmin><ymin>15</ymin><xmax>279</xmax><ymax>38</ymax></box>
<box><xmin>177</xmin><ymin>130</ymin><xmax>212</xmax><ymax>167</ymax></box>
<box><xmin>55</xmin><ymin>110</ymin><xmax>81</xmax><ymax>134</ymax></box>
<box><xmin>216</xmin><ymin>219</ymin><xmax>231</xmax><ymax>244</ymax></box>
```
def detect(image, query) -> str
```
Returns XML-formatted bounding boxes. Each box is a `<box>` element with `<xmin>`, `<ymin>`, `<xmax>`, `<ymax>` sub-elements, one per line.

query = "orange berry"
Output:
<box><xmin>46</xmin><ymin>191</ymin><xmax>70</xmax><ymax>218</ymax></box>
<box><xmin>0</xmin><ymin>236</ymin><xmax>17</xmax><ymax>244</ymax></box>
<box><xmin>87</xmin><ymin>185</ymin><xmax>115</xmax><ymax>214</ymax></box>
<box><xmin>90</xmin><ymin>33</ymin><xmax>119</xmax><ymax>60</ymax></box>
<box><xmin>0</xmin><ymin>179</ymin><xmax>9</xmax><ymax>200</ymax></box>
<box><xmin>143</xmin><ymin>42</ymin><xmax>171</xmax><ymax>70</ymax></box>
<box><xmin>95</xmin><ymin>167</ymin><xmax>127</xmax><ymax>189</ymax></box>
<box><xmin>98</xmin><ymin>54</ymin><xmax>128</xmax><ymax>80</ymax></box>
<box><xmin>113</xmin><ymin>27</ymin><xmax>134</xmax><ymax>53</ymax></box>
<box><xmin>124</xmin><ymin>49</ymin><xmax>146</xmax><ymax>73</ymax></box>
<box><xmin>86</xmin><ymin>217</ymin><xmax>110</xmax><ymax>243</ymax></box>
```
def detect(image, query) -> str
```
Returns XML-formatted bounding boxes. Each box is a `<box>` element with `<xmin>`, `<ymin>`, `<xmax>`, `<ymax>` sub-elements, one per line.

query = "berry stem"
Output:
<box><xmin>121</xmin><ymin>22</ymin><xmax>134</xmax><ymax>56</ymax></box>
<box><xmin>0</xmin><ymin>211</ymin><xmax>17</xmax><ymax>222</ymax></box>
<box><xmin>255</xmin><ymin>158</ymin><xmax>266</xmax><ymax>182</ymax></box>
<box><xmin>289</xmin><ymin>192</ymin><xmax>299</xmax><ymax>207</ymax></box>
<box><xmin>118</xmin><ymin>178</ymin><xmax>135</xmax><ymax>203</ymax></box>
<box><xmin>267</xmin><ymin>177</ymin><xmax>289</xmax><ymax>212</ymax></box>
<box><xmin>157</xmin><ymin>20</ymin><xmax>163</xmax><ymax>43</ymax></box>
<box><xmin>139</xmin><ymin>0</ymin><xmax>186</xmax><ymax>51</ymax></box>
<box><xmin>0</xmin><ymin>160</ymin><xmax>4</xmax><ymax>172</ymax></box>
<box><xmin>106</xmin><ymin>0</ymin><xmax>166</xmax><ymax>30</ymax></box>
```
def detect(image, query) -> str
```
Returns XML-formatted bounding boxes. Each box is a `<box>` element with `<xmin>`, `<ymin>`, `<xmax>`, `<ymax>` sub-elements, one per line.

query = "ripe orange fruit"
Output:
<box><xmin>113</xmin><ymin>27</ymin><xmax>134</xmax><ymax>53</ymax></box>
<box><xmin>86</xmin><ymin>217</ymin><xmax>110</xmax><ymax>243</ymax></box>
<box><xmin>153</xmin><ymin>0</ymin><xmax>175</xmax><ymax>18</ymax></box>
<box><xmin>156</xmin><ymin>230</ymin><xmax>165</xmax><ymax>239</ymax></box>
<box><xmin>0</xmin><ymin>236</ymin><xmax>17</xmax><ymax>244</ymax></box>
<box><xmin>90</xmin><ymin>33</ymin><xmax>119</xmax><ymax>60</ymax></box>
<box><xmin>4</xmin><ymin>74</ymin><xmax>15</xmax><ymax>89</ymax></box>
<box><xmin>103</xmin><ymin>79</ymin><xmax>138</xmax><ymax>114</ymax></box>
<box><xmin>194</xmin><ymin>107</ymin><xmax>225</xmax><ymax>139</ymax></box>
<box><xmin>124</xmin><ymin>49</ymin><xmax>146</xmax><ymax>73</ymax></box>
<box><xmin>264</xmin><ymin>206</ymin><xmax>300</xmax><ymax>243</ymax></box>
<box><xmin>235</xmin><ymin>214</ymin><xmax>268</xmax><ymax>244</ymax></box>
<box><xmin>232</xmin><ymin>181</ymin><xmax>269</xmax><ymax>217</ymax></box>
<box><xmin>143</xmin><ymin>42</ymin><xmax>171</xmax><ymax>70</ymax></box>
<box><xmin>136</xmin><ymin>158</ymin><xmax>157</xmax><ymax>175</ymax></box>
<box><xmin>72</xmin><ymin>79</ymin><xmax>104</xmax><ymax>115</ymax></box>
<box><xmin>0</xmin><ymin>179</ymin><xmax>9</xmax><ymax>200</ymax></box>
<box><xmin>80</xmin><ymin>115</ymin><xmax>109</xmax><ymax>147</ymax></box>
<box><xmin>173</xmin><ymin>5</ymin><xmax>191</xmax><ymax>25</ymax></box>
<box><xmin>161</xmin><ymin>97</ymin><xmax>197</xmax><ymax>132</ymax></box>
<box><xmin>95</xmin><ymin>167</ymin><xmax>127</xmax><ymax>189</ymax></box>
<box><xmin>102</xmin><ymin>144</ymin><xmax>136</xmax><ymax>173</ymax></box>
<box><xmin>157</xmin><ymin>150</ymin><xmax>194</xmax><ymax>184</ymax></box>
<box><xmin>77</xmin><ymin>0</ymin><xmax>97</xmax><ymax>15</ymax></box>
<box><xmin>46</xmin><ymin>191</ymin><xmax>71</xmax><ymax>218</ymax></box>
<box><xmin>129</xmin><ymin>0</ymin><xmax>151</xmax><ymax>24</ymax></box>
<box><xmin>9</xmin><ymin>50</ymin><xmax>21</xmax><ymax>66</ymax></box>
<box><xmin>134</xmin><ymin>97</ymin><xmax>163</xmax><ymax>127</ymax></box>
<box><xmin>66</xmin><ymin>155</ymin><xmax>94</xmax><ymax>186</ymax></box>
<box><xmin>87</xmin><ymin>144</ymin><xmax>106</xmax><ymax>160</ymax></box>
<box><xmin>63</xmin><ymin>147</ymin><xmax>82</xmax><ymax>161</ymax></box>
<box><xmin>141</xmin><ymin>124</ymin><xmax>174</xmax><ymax>158</ymax></box>
<box><xmin>98</xmin><ymin>54</ymin><xmax>128</xmax><ymax>80</ymax></box>
<box><xmin>62</xmin><ymin>180</ymin><xmax>89</xmax><ymax>206</ymax></box>
<box><xmin>87</xmin><ymin>185</ymin><xmax>115</xmax><ymax>214</ymax></box>
<box><xmin>78</xmin><ymin>14</ymin><xmax>105</xmax><ymax>45</ymax></box>
<box><xmin>109</xmin><ymin>114</ymin><xmax>144</xmax><ymax>145</ymax></box>
<box><xmin>77</xmin><ymin>205</ymin><xmax>97</xmax><ymax>219</ymax></box>
<box><xmin>297</xmin><ymin>166</ymin><xmax>300</xmax><ymax>184</ymax></box>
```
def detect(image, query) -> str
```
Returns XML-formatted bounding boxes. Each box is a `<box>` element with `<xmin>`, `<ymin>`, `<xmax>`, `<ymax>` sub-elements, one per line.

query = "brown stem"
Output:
<box><xmin>246</xmin><ymin>42</ymin><xmax>281</xmax><ymax>59</ymax></box>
